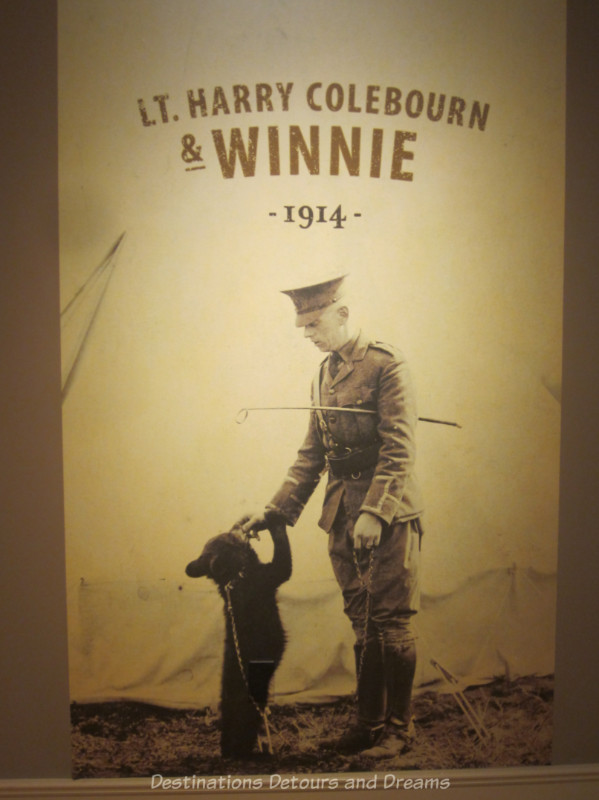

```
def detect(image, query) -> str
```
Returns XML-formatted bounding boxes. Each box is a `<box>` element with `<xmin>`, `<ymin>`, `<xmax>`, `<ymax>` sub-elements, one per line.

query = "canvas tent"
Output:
<box><xmin>69</xmin><ymin>565</ymin><xmax>555</xmax><ymax>708</ymax></box>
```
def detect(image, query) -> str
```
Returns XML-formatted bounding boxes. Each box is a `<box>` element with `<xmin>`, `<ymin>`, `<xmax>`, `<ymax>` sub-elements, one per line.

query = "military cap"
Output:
<box><xmin>281</xmin><ymin>274</ymin><xmax>348</xmax><ymax>327</ymax></box>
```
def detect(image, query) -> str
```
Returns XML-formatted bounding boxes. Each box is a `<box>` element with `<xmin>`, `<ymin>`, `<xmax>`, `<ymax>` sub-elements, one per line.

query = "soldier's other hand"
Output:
<box><xmin>234</xmin><ymin>511</ymin><xmax>269</xmax><ymax>536</ymax></box>
<box><xmin>352</xmin><ymin>512</ymin><xmax>383</xmax><ymax>550</ymax></box>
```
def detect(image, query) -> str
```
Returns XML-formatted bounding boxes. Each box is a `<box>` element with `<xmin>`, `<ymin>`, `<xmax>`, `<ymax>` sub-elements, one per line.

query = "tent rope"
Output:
<box><xmin>430</xmin><ymin>660</ymin><xmax>490</xmax><ymax>740</ymax></box>
<box><xmin>61</xmin><ymin>232</ymin><xmax>126</xmax><ymax>401</ymax></box>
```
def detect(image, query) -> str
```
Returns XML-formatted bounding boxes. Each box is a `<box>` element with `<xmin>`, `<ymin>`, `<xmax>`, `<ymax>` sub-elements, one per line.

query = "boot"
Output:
<box><xmin>355</xmin><ymin>639</ymin><xmax>387</xmax><ymax>727</ymax></box>
<box><xmin>334</xmin><ymin>639</ymin><xmax>386</xmax><ymax>754</ymax></box>
<box><xmin>334</xmin><ymin>722</ymin><xmax>385</xmax><ymax>755</ymax></box>
<box><xmin>361</xmin><ymin>641</ymin><xmax>416</xmax><ymax>759</ymax></box>
<box><xmin>360</xmin><ymin>719</ymin><xmax>415</xmax><ymax>758</ymax></box>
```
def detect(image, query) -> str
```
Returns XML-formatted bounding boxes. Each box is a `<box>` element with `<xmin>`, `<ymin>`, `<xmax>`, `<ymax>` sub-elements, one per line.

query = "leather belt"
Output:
<box><xmin>326</xmin><ymin>441</ymin><xmax>381</xmax><ymax>478</ymax></box>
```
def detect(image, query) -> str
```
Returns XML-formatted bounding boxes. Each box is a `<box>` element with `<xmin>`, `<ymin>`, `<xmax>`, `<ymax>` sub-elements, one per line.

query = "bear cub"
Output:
<box><xmin>186</xmin><ymin>518</ymin><xmax>291</xmax><ymax>758</ymax></box>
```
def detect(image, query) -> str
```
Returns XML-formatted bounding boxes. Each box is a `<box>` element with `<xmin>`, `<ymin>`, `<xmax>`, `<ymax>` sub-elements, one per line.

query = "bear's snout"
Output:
<box><xmin>185</xmin><ymin>557</ymin><xmax>207</xmax><ymax>578</ymax></box>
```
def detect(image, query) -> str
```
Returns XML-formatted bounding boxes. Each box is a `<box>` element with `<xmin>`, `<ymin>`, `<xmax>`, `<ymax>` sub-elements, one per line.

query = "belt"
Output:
<box><xmin>326</xmin><ymin>441</ymin><xmax>381</xmax><ymax>479</ymax></box>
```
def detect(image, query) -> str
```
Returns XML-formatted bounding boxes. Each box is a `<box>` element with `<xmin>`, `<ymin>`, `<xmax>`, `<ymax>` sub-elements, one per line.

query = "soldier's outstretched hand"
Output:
<box><xmin>234</xmin><ymin>510</ymin><xmax>269</xmax><ymax>536</ymax></box>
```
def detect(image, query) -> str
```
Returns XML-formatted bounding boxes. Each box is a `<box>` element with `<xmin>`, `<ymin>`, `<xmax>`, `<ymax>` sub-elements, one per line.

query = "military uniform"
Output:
<box><xmin>269</xmin><ymin>330</ymin><xmax>423</xmax><ymax>531</ymax></box>
<box><xmin>268</xmin><ymin>328</ymin><xmax>424</xmax><ymax>750</ymax></box>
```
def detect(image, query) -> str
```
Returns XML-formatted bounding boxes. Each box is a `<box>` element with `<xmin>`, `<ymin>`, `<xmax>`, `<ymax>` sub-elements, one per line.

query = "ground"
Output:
<box><xmin>71</xmin><ymin>674</ymin><xmax>553</xmax><ymax>779</ymax></box>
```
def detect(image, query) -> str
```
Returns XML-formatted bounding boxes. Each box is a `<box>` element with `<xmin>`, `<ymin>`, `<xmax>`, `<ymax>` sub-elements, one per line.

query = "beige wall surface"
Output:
<box><xmin>1</xmin><ymin>0</ymin><xmax>599</xmax><ymax>789</ymax></box>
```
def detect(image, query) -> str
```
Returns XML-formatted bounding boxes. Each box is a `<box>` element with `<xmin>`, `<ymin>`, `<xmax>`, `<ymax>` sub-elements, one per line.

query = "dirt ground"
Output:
<box><xmin>71</xmin><ymin>674</ymin><xmax>553</xmax><ymax>779</ymax></box>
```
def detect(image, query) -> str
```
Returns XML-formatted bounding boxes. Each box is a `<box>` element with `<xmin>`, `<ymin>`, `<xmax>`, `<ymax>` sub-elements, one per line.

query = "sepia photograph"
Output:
<box><xmin>58</xmin><ymin>0</ymin><xmax>564</xmax><ymax>780</ymax></box>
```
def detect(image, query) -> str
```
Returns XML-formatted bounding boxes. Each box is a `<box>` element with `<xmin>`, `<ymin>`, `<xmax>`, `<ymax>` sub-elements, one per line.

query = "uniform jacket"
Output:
<box><xmin>269</xmin><ymin>331</ymin><xmax>424</xmax><ymax>532</ymax></box>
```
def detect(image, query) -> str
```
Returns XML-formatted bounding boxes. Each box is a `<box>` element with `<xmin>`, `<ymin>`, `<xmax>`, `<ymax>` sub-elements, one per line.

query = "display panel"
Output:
<box><xmin>59</xmin><ymin>0</ymin><xmax>565</xmax><ymax>779</ymax></box>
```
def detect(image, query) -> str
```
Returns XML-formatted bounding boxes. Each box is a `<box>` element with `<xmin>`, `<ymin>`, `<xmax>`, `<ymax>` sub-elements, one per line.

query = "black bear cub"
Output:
<box><xmin>185</xmin><ymin>518</ymin><xmax>291</xmax><ymax>758</ymax></box>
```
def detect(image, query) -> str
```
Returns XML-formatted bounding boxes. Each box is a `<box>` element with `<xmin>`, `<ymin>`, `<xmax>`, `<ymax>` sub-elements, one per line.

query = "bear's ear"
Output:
<box><xmin>230</xmin><ymin>527</ymin><xmax>247</xmax><ymax>543</ymax></box>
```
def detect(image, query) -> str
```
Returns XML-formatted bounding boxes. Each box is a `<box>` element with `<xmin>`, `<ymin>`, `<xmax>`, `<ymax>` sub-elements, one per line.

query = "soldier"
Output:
<box><xmin>239</xmin><ymin>274</ymin><xmax>424</xmax><ymax>758</ymax></box>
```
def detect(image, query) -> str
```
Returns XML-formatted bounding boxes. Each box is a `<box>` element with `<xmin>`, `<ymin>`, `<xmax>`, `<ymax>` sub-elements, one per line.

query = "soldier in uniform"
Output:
<box><xmin>239</xmin><ymin>274</ymin><xmax>424</xmax><ymax>758</ymax></box>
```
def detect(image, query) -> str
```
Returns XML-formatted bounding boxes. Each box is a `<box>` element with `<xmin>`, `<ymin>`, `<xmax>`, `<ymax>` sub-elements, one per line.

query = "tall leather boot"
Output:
<box><xmin>334</xmin><ymin>638</ymin><xmax>386</xmax><ymax>754</ymax></box>
<box><xmin>361</xmin><ymin>641</ymin><xmax>416</xmax><ymax>758</ymax></box>
<box><xmin>356</xmin><ymin>638</ymin><xmax>387</xmax><ymax>727</ymax></box>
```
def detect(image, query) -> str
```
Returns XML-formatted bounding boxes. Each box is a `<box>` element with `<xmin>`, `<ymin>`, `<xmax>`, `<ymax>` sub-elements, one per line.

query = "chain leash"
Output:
<box><xmin>351</xmin><ymin>547</ymin><xmax>377</xmax><ymax>684</ymax></box>
<box><xmin>223</xmin><ymin>580</ymin><xmax>274</xmax><ymax>755</ymax></box>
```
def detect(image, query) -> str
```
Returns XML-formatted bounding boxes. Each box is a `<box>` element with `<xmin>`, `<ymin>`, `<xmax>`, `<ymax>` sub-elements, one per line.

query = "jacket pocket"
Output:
<box><xmin>352</xmin><ymin>386</ymin><xmax>379</xmax><ymax>441</ymax></box>
<box><xmin>327</xmin><ymin>385</ymin><xmax>379</xmax><ymax>447</ymax></box>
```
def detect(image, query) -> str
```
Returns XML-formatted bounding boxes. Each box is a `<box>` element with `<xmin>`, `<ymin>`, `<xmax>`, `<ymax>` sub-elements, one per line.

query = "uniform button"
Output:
<box><xmin>329</xmin><ymin>416</ymin><xmax>336</xmax><ymax>423</ymax></box>
<box><xmin>329</xmin><ymin>388</ymin><xmax>335</xmax><ymax>394</ymax></box>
